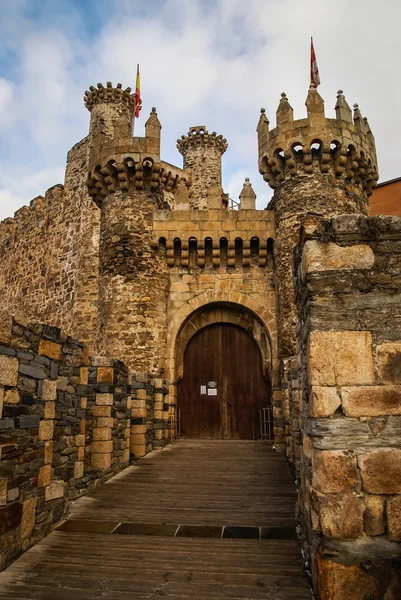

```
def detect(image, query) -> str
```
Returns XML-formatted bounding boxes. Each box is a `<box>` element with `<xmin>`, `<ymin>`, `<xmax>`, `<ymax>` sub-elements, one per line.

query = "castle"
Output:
<box><xmin>0</xmin><ymin>80</ymin><xmax>400</xmax><ymax>598</ymax></box>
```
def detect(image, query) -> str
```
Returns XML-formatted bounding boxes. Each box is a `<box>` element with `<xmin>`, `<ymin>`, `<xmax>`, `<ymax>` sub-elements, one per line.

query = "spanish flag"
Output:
<box><xmin>310</xmin><ymin>38</ymin><xmax>320</xmax><ymax>88</ymax></box>
<box><xmin>135</xmin><ymin>64</ymin><xmax>141</xmax><ymax>118</ymax></box>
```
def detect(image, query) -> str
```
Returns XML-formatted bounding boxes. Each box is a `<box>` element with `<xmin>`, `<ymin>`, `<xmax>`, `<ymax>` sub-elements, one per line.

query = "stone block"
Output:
<box><xmin>19</xmin><ymin>414</ymin><xmax>40</xmax><ymax>429</ymax></box>
<box><xmin>39</xmin><ymin>420</ymin><xmax>54</xmax><ymax>441</ymax></box>
<box><xmin>44</xmin><ymin>402</ymin><xmax>55</xmax><ymax>419</ymax></box>
<box><xmin>315</xmin><ymin>555</ymin><xmax>379</xmax><ymax>600</ymax></box>
<box><xmin>57</xmin><ymin>376</ymin><xmax>68</xmax><ymax>391</ymax></box>
<box><xmin>44</xmin><ymin>441</ymin><xmax>53</xmax><ymax>465</ymax></box>
<box><xmin>131</xmin><ymin>443</ymin><xmax>146</xmax><ymax>458</ymax></box>
<box><xmin>316</xmin><ymin>491</ymin><xmax>364</xmax><ymax>538</ymax></box>
<box><xmin>91</xmin><ymin>405</ymin><xmax>111</xmax><ymax>417</ymax></box>
<box><xmin>131</xmin><ymin>407</ymin><xmax>146</xmax><ymax>418</ymax></box>
<box><xmin>91</xmin><ymin>441</ymin><xmax>113</xmax><ymax>454</ymax></box>
<box><xmin>387</xmin><ymin>495</ymin><xmax>401</xmax><ymax>541</ymax></box>
<box><xmin>0</xmin><ymin>386</ymin><xmax>3</xmax><ymax>419</ymax></box>
<box><xmin>123</xmin><ymin>448</ymin><xmax>130</xmax><ymax>463</ymax></box>
<box><xmin>95</xmin><ymin>393</ymin><xmax>113</xmax><ymax>406</ymax></box>
<box><xmin>358</xmin><ymin>449</ymin><xmax>401</xmax><ymax>493</ymax></box>
<box><xmin>75</xmin><ymin>434</ymin><xmax>85</xmax><ymax>447</ymax></box>
<box><xmin>38</xmin><ymin>339</ymin><xmax>61</xmax><ymax>361</ymax></box>
<box><xmin>4</xmin><ymin>389</ymin><xmax>19</xmax><ymax>404</ymax></box>
<box><xmin>92</xmin><ymin>427</ymin><xmax>111</xmax><ymax>441</ymax></box>
<box><xmin>312</xmin><ymin>450</ymin><xmax>358</xmax><ymax>493</ymax></box>
<box><xmin>308</xmin><ymin>331</ymin><xmax>375</xmax><ymax>386</ymax></box>
<box><xmin>131</xmin><ymin>424</ymin><xmax>147</xmax><ymax>434</ymax></box>
<box><xmin>38</xmin><ymin>465</ymin><xmax>52</xmax><ymax>487</ymax></box>
<box><xmin>45</xmin><ymin>481</ymin><xmax>65</xmax><ymax>501</ymax></box>
<box><xmin>364</xmin><ymin>495</ymin><xmax>385</xmax><ymax>536</ymax></box>
<box><xmin>77</xmin><ymin>446</ymin><xmax>85</xmax><ymax>461</ymax></box>
<box><xmin>96</xmin><ymin>417</ymin><xmax>113</xmax><ymax>427</ymax></box>
<box><xmin>79</xmin><ymin>367</ymin><xmax>88</xmax><ymax>385</ymax></box>
<box><xmin>19</xmin><ymin>364</ymin><xmax>46</xmax><ymax>379</ymax></box>
<box><xmin>0</xmin><ymin>356</ymin><xmax>18</xmax><ymax>386</ymax></box>
<box><xmin>38</xmin><ymin>379</ymin><xmax>57</xmax><ymax>401</ymax></box>
<box><xmin>91</xmin><ymin>453</ymin><xmax>111</xmax><ymax>470</ymax></box>
<box><xmin>20</xmin><ymin>497</ymin><xmax>37</xmax><ymax>539</ymax></box>
<box><xmin>74</xmin><ymin>461</ymin><xmax>84</xmax><ymax>479</ymax></box>
<box><xmin>309</xmin><ymin>386</ymin><xmax>341</xmax><ymax>417</ymax></box>
<box><xmin>342</xmin><ymin>385</ymin><xmax>401</xmax><ymax>416</ymax></box>
<box><xmin>302</xmin><ymin>240</ymin><xmax>374</xmax><ymax>275</ymax></box>
<box><xmin>7</xmin><ymin>488</ymin><xmax>19</xmax><ymax>502</ymax></box>
<box><xmin>377</xmin><ymin>342</ymin><xmax>401</xmax><ymax>384</ymax></box>
<box><xmin>130</xmin><ymin>433</ymin><xmax>146</xmax><ymax>444</ymax></box>
<box><xmin>97</xmin><ymin>367</ymin><xmax>114</xmax><ymax>384</ymax></box>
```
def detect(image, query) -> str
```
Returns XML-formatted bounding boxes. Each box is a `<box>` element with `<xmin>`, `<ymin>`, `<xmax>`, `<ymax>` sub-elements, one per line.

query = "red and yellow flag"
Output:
<box><xmin>310</xmin><ymin>38</ymin><xmax>320</xmax><ymax>88</ymax></box>
<box><xmin>135</xmin><ymin>64</ymin><xmax>141</xmax><ymax>118</ymax></box>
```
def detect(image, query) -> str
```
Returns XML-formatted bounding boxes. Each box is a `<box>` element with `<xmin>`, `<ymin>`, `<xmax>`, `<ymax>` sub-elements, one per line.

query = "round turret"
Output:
<box><xmin>258</xmin><ymin>88</ymin><xmax>379</xmax><ymax>358</ymax></box>
<box><xmin>258</xmin><ymin>89</ymin><xmax>378</xmax><ymax>199</ymax></box>
<box><xmin>84</xmin><ymin>82</ymin><xmax>135</xmax><ymax>141</ymax></box>
<box><xmin>177</xmin><ymin>126</ymin><xmax>228</xmax><ymax>210</ymax></box>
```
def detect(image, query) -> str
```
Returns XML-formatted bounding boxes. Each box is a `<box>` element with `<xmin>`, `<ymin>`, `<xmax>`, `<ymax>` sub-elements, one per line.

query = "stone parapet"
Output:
<box><xmin>293</xmin><ymin>214</ymin><xmax>401</xmax><ymax>599</ymax></box>
<box><xmin>84</xmin><ymin>82</ymin><xmax>135</xmax><ymax>113</ymax></box>
<box><xmin>153</xmin><ymin>208</ymin><xmax>274</xmax><ymax>268</ymax></box>
<box><xmin>258</xmin><ymin>89</ymin><xmax>378</xmax><ymax>196</ymax></box>
<box><xmin>0</xmin><ymin>318</ymin><xmax>132</xmax><ymax>571</ymax></box>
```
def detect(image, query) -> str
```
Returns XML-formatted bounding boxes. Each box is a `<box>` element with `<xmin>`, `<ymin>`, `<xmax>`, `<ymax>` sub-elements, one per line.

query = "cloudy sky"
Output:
<box><xmin>0</xmin><ymin>0</ymin><xmax>400</xmax><ymax>219</ymax></box>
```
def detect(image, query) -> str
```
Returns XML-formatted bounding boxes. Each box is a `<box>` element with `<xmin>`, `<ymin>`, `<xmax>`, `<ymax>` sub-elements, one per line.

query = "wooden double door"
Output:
<box><xmin>177</xmin><ymin>323</ymin><xmax>270</xmax><ymax>439</ymax></box>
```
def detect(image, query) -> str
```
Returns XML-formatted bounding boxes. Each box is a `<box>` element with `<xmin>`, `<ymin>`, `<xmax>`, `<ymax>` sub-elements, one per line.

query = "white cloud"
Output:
<box><xmin>0</xmin><ymin>0</ymin><xmax>400</xmax><ymax>221</ymax></box>
<box><xmin>0</xmin><ymin>167</ymin><xmax>65</xmax><ymax>220</ymax></box>
<box><xmin>0</xmin><ymin>78</ymin><xmax>14</xmax><ymax>129</ymax></box>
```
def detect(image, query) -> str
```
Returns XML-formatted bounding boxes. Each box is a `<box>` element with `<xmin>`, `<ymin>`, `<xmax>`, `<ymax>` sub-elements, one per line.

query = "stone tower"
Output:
<box><xmin>85</xmin><ymin>82</ymin><xmax>181</xmax><ymax>374</ymax></box>
<box><xmin>258</xmin><ymin>89</ymin><xmax>379</xmax><ymax>357</ymax></box>
<box><xmin>177</xmin><ymin>126</ymin><xmax>228</xmax><ymax>210</ymax></box>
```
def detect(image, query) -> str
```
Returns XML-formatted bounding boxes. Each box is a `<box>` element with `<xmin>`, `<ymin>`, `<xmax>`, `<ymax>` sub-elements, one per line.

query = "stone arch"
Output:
<box><xmin>175</xmin><ymin>302</ymin><xmax>273</xmax><ymax>383</ymax></box>
<box><xmin>166</xmin><ymin>290</ymin><xmax>277</xmax><ymax>385</ymax></box>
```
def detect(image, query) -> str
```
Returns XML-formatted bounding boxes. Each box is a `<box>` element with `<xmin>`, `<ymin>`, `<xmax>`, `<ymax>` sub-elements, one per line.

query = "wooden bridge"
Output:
<box><xmin>0</xmin><ymin>441</ymin><xmax>311</xmax><ymax>599</ymax></box>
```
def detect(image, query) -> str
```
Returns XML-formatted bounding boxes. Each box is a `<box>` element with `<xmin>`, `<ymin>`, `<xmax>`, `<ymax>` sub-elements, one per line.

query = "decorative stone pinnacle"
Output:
<box><xmin>239</xmin><ymin>177</ymin><xmax>257</xmax><ymax>209</ymax></box>
<box><xmin>261</xmin><ymin>108</ymin><xmax>266</xmax><ymax>114</ymax></box>
<box><xmin>335</xmin><ymin>90</ymin><xmax>352</xmax><ymax>123</ymax></box>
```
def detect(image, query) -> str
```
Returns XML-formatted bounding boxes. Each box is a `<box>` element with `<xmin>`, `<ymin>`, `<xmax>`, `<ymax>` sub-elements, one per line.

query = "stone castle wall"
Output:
<box><xmin>0</xmin><ymin>139</ymin><xmax>100</xmax><ymax>354</ymax></box>
<box><xmin>152</xmin><ymin>207</ymin><xmax>278</xmax><ymax>409</ymax></box>
<box><xmin>0</xmin><ymin>315</ymin><xmax>170</xmax><ymax>571</ymax></box>
<box><xmin>294</xmin><ymin>214</ymin><xmax>401</xmax><ymax>599</ymax></box>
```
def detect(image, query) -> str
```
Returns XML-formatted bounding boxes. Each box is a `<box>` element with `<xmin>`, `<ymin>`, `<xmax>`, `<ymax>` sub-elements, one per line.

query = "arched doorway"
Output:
<box><xmin>177</xmin><ymin>322</ymin><xmax>271</xmax><ymax>439</ymax></box>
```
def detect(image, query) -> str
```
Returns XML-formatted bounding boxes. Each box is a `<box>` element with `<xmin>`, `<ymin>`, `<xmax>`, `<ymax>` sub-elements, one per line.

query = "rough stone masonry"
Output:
<box><xmin>1</xmin><ymin>77</ymin><xmax>400</xmax><ymax>599</ymax></box>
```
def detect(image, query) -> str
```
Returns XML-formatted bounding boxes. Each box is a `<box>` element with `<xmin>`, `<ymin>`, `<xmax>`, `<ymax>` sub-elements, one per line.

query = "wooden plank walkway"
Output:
<box><xmin>0</xmin><ymin>441</ymin><xmax>311</xmax><ymax>599</ymax></box>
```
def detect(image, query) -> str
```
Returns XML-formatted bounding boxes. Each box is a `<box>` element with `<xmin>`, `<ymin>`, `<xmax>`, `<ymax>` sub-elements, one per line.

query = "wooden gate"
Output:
<box><xmin>177</xmin><ymin>323</ymin><xmax>270</xmax><ymax>439</ymax></box>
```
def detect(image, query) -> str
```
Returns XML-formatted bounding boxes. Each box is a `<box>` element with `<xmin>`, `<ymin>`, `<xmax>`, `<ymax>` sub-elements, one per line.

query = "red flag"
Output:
<box><xmin>135</xmin><ymin>64</ymin><xmax>141</xmax><ymax>118</ymax></box>
<box><xmin>310</xmin><ymin>38</ymin><xmax>320</xmax><ymax>88</ymax></box>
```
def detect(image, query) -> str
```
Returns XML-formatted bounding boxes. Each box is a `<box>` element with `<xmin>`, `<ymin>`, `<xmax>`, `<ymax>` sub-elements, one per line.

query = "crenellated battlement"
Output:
<box><xmin>258</xmin><ymin>89</ymin><xmax>379</xmax><ymax>196</ymax></box>
<box><xmin>177</xmin><ymin>126</ymin><xmax>228</xmax><ymax>156</ymax></box>
<box><xmin>84</xmin><ymin>82</ymin><xmax>136</xmax><ymax>113</ymax></box>
<box><xmin>87</xmin><ymin>156</ymin><xmax>186</xmax><ymax>207</ymax></box>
